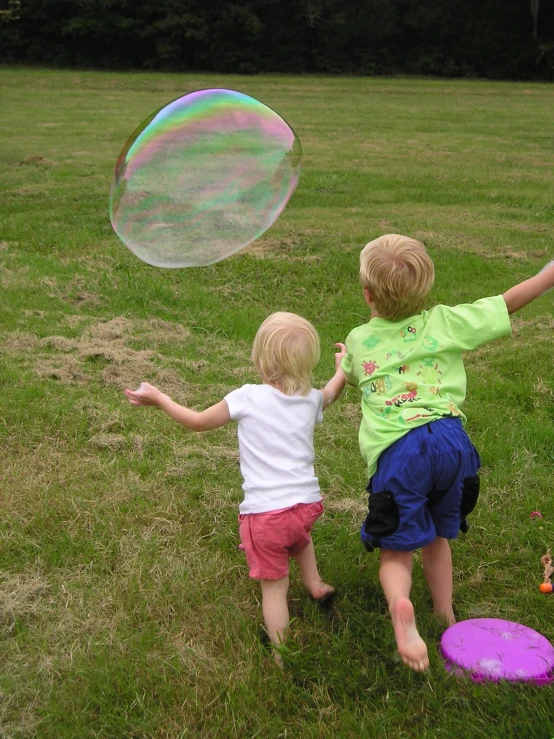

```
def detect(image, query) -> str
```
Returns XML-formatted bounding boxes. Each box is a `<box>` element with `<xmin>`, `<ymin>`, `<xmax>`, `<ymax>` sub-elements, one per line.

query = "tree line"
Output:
<box><xmin>2</xmin><ymin>0</ymin><xmax>554</xmax><ymax>80</ymax></box>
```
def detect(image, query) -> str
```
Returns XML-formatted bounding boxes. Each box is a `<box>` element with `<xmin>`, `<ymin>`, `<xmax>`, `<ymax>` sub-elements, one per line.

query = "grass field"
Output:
<box><xmin>1</xmin><ymin>67</ymin><xmax>554</xmax><ymax>738</ymax></box>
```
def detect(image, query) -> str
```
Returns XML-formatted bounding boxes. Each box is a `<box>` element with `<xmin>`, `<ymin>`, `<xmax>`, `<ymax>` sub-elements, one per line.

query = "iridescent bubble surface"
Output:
<box><xmin>109</xmin><ymin>88</ymin><xmax>302</xmax><ymax>268</ymax></box>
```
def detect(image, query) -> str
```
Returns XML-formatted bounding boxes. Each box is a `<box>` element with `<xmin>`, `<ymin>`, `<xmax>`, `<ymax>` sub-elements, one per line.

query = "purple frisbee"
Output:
<box><xmin>441</xmin><ymin>618</ymin><xmax>554</xmax><ymax>684</ymax></box>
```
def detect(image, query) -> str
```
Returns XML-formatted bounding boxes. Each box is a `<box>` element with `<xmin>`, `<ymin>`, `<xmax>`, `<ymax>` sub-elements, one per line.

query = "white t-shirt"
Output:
<box><xmin>224</xmin><ymin>384</ymin><xmax>324</xmax><ymax>514</ymax></box>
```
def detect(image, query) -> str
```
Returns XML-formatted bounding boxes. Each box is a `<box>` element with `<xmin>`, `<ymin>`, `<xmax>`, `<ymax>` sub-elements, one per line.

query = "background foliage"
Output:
<box><xmin>3</xmin><ymin>0</ymin><xmax>554</xmax><ymax>79</ymax></box>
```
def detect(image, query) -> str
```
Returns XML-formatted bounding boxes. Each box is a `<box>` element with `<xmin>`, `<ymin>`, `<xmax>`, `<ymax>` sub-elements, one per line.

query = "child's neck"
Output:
<box><xmin>264</xmin><ymin>380</ymin><xmax>284</xmax><ymax>392</ymax></box>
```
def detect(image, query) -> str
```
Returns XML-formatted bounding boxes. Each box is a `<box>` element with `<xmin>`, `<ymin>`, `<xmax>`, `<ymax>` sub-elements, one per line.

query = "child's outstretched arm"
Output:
<box><xmin>322</xmin><ymin>343</ymin><xmax>347</xmax><ymax>410</ymax></box>
<box><xmin>125</xmin><ymin>382</ymin><xmax>231</xmax><ymax>431</ymax></box>
<box><xmin>503</xmin><ymin>260</ymin><xmax>554</xmax><ymax>314</ymax></box>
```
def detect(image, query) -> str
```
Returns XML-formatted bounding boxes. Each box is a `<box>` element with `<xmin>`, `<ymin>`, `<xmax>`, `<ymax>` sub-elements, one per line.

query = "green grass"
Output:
<box><xmin>1</xmin><ymin>67</ymin><xmax>554</xmax><ymax>738</ymax></box>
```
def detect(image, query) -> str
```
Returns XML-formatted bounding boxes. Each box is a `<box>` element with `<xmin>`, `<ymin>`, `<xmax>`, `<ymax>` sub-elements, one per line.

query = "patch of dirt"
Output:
<box><xmin>18</xmin><ymin>155</ymin><xmax>56</xmax><ymax>166</ymax></box>
<box><xmin>337</xmin><ymin>402</ymin><xmax>362</xmax><ymax>421</ymax></box>
<box><xmin>2</xmin><ymin>331</ymin><xmax>40</xmax><ymax>353</ymax></box>
<box><xmin>103</xmin><ymin>364</ymin><xmax>185</xmax><ymax>394</ymax></box>
<box><xmin>496</xmin><ymin>246</ymin><xmax>545</xmax><ymax>260</ymax></box>
<box><xmin>413</xmin><ymin>230</ymin><xmax>441</xmax><ymax>242</ymax></box>
<box><xmin>41</xmin><ymin>336</ymin><xmax>75</xmax><ymax>352</ymax></box>
<box><xmin>4</xmin><ymin>316</ymin><xmax>191</xmax><ymax>390</ymax></box>
<box><xmin>533</xmin><ymin>378</ymin><xmax>552</xmax><ymax>396</ymax></box>
<box><xmin>65</xmin><ymin>315</ymin><xmax>89</xmax><ymax>328</ymax></box>
<box><xmin>0</xmin><ymin>574</ymin><xmax>51</xmax><ymax>629</ymax></box>
<box><xmin>0</xmin><ymin>264</ymin><xmax>31</xmax><ymax>289</ymax></box>
<box><xmin>421</xmin><ymin>232</ymin><xmax>548</xmax><ymax>261</ymax></box>
<box><xmin>242</xmin><ymin>239</ymin><xmax>321</xmax><ymax>262</ymax></box>
<box><xmin>324</xmin><ymin>497</ymin><xmax>366</xmax><ymax>516</ymax></box>
<box><xmin>88</xmin><ymin>433</ymin><xmax>144</xmax><ymax>451</ymax></box>
<box><xmin>511</xmin><ymin>314</ymin><xmax>554</xmax><ymax>336</ymax></box>
<box><xmin>35</xmin><ymin>356</ymin><xmax>90</xmax><ymax>384</ymax></box>
<box><xmin>229</xmin><ymin>363</ymin><xmax>257</xmax><ymax>381</ymax></box>
<box><xmin>83</xmin><ymin>316</ymin><xmax>190</xmax><ymax>347</ymax></box>
<box><xmin>68</xmin><ymin>290</ymin><xmax>100</xmax><ymax>307</ymax></box>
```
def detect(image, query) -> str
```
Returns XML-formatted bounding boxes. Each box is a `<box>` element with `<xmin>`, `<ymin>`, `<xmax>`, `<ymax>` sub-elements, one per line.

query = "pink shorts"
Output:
<box><xmin>238</xmin><ymin>501</ymin><xmax>324</xmax><ymax>581</ymax></box>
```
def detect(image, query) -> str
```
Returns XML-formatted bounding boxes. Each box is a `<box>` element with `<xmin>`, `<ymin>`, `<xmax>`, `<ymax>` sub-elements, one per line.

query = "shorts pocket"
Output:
<box><xmin>460</xmin><ymin>474</ymin><xmax>480</xmax><ymax>533</ymax></box>
<box><xmin>460</xmin><ymin>475</ymin><xmax>480</xmax><ymax>517</ymax></box>
<box><xmin>363</xmin><ymin>491</ymin><xmax>400</xmax><ymax>538</ymax></box>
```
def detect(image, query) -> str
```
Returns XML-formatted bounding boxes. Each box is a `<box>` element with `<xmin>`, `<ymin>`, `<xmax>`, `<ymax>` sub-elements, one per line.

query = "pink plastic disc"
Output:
<box><xmin>441</xmin><ymin>618</ymin><xmax>554</xmax><ymax>684</ymax></box>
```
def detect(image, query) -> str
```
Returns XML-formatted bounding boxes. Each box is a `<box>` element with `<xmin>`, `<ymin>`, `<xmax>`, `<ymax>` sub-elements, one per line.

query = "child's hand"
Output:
<box><xmin>322</xmin><ymin>343</ymin><xmax>347</xmax><ymax>409</ymax></box>
<box><xmin>125</xmin><ymin>382</ymin><xmax>164</xmax><ymax>407</ymax></box>
<box><xmin>334</xmin><ymin>343</ymin><xmax>346</xmax><ymax>372</ymax></box>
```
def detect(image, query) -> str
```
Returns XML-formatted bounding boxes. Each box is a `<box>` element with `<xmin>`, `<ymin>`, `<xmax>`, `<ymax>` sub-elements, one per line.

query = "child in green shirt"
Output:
<box><xmin>342</xmin><ymin>234</ymin><xmax>554</xmax><ymax>671</ymax></box>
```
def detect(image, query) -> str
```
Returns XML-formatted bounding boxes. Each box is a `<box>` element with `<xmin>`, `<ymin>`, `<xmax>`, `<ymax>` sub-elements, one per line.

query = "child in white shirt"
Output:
<box><xmin>125</xmin><ymin>311</ymin><xmax>346</xmax><ymax>667</ymax></box>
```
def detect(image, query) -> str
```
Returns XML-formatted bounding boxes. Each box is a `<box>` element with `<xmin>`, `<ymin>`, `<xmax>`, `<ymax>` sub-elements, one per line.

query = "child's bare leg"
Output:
<box><xmin>379</xmin><ymin>549</ymin><xmax>429</xmax><ymax>672</ymax></box>
<box><xmin>293</xmin><ymin>536</ymin><xmax>335</xmax><ymax>601</ymax></box>
<box><xmin>421</xmin><ymin>536</ymin><xmax>455</xmax><ymax>625</ymax></box>
<box><xmin>260</xmin><ymin>577</ymin><xmax>290</xmax><ymax>668</ymax></box>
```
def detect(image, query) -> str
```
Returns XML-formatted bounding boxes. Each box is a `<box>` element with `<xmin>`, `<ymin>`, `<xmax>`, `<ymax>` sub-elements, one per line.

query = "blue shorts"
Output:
<box><xmin>360</xmin><ymin>418</ymin><xmax>481</xmax><ymax>552</ymax></box>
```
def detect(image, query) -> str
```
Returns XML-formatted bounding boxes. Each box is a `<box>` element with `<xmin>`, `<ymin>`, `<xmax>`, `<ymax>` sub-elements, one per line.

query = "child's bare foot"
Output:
<box><xmin>272</xmin><ymin>648</ymin><xmax>284</xmax><ymax>669</ymax></box>
<box><xmin>308</xmin><ymin>582</ymin><xmax>336</xmax><ymax>604</ymax></box>
<box><xmin>259</xmin><ymin>626</ymin><xmax>285</xmax><ymax>669</ymax></box>
<box><xmin>434</xmin><ymin>609</ymin><xmax>456</xmax><ymax>627</ymax></box>
<box><xmin>392</xmin><ymin>597</ymin><xmax>429</xmax><ymax>671</ymax></box>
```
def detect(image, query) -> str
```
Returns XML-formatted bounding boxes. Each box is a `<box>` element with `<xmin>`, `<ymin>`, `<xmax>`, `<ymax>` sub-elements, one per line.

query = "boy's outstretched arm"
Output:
<box><xmin>503</xmin><ymin>261</ymin><xmax>554</xmax><ymax>314</ymax></box>
<box><xmin>125</xmin><ymin>382</ymin><xmax>231</xmax><ymax>431</ymax></box>
<box><xmin>322</xmin><ymin>343</ymin><xmax>347</xmax><ymax>410</ymax></box>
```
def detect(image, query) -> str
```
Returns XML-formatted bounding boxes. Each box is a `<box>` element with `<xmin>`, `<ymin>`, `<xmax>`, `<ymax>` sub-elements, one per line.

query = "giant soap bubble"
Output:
<box><xmin>109</xmin><ymin>89</ymin><xmax>302</xmax><ymax>268</ymax></box>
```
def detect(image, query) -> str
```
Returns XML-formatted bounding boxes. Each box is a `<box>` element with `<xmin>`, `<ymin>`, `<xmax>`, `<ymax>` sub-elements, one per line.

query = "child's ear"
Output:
<box><xmin>363</xmin><ymin>288</ymin><xmax>373</xmax><ymax>307</ymax></box>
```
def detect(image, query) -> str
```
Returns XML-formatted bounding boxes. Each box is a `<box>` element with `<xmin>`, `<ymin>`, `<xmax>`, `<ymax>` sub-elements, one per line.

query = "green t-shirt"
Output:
<box><xmin>342</xmin><ymin>295</ymin><xmax>512</xmax><ymax>478</ymax></box>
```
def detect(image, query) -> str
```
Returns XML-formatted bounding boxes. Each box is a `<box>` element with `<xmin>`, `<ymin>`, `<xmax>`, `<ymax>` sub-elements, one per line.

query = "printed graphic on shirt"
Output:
<box><xmin>400</xmin><ymin>325</ymin><xmax>417</xmax><ymax>342</ymax></box>
<box><xmin>379</xmin><ymin>394</ymin><xmax>433</xmax><ymax>423</ymax></box>
<box><xmin>404</xmin><ymin>409</ymin><xmax>436</xmax><ymax>423</ymax></box>
<box><xmin>363</xmin><ymin>376</ymin><xmax>393</xmax><ymax>398</ymax></box>
<box><xmin>362</xmin><ymin>360</ymin><xmax>380</xmax><ymax>376</ymax></box>
<box><xmin>394</xmin><ymin>363</ymin><xmax>410</xmax><ymax>375</ymax></box>
<box><xmin>416</xmin><ymin>358</ymin><xmax>443</xmax><ymax>397</ymax></box>
<box><xmin>385</xmin><ymin>349</ymin><xmax>411</xmax><ymax>360</ymax></box>
<box><xmin>379</xmin><ymin>405</ymin><xmax>400</xmax><ymax>420</ymax></box>
<box><xmin>382</xmin><ymin>381</ymin><xmax>419</xmax><ymax>409</ymax></box>
<box><xmin>423</xmin><ymin>334</ymin><xmax>441</xmax><ymax>351</ymax></box>
<box><xmin>417</xmin><ymin>358</ymin><xmax>443</xmax><ymax>385</ymax></box>
<box><xmin>444</xmin><ymin>401</ymin><xmax>463</xmax><ymax>417</ymax></box>
<box><xmin>362</xmin><ymin>336</ymin><xmax>380</xmax><ymax>349</ymax></box>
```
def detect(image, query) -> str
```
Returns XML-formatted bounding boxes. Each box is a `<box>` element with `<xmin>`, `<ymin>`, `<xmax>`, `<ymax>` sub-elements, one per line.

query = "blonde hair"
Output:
<box><xmin>251</xmin><ymin>312</ymin><xmax>320</xmax><ymax>396</ymax></box>
<box><xmin>359</xmin><ymin>234</ymin><xmax>435</xmax><ymax>320</ymax></box>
